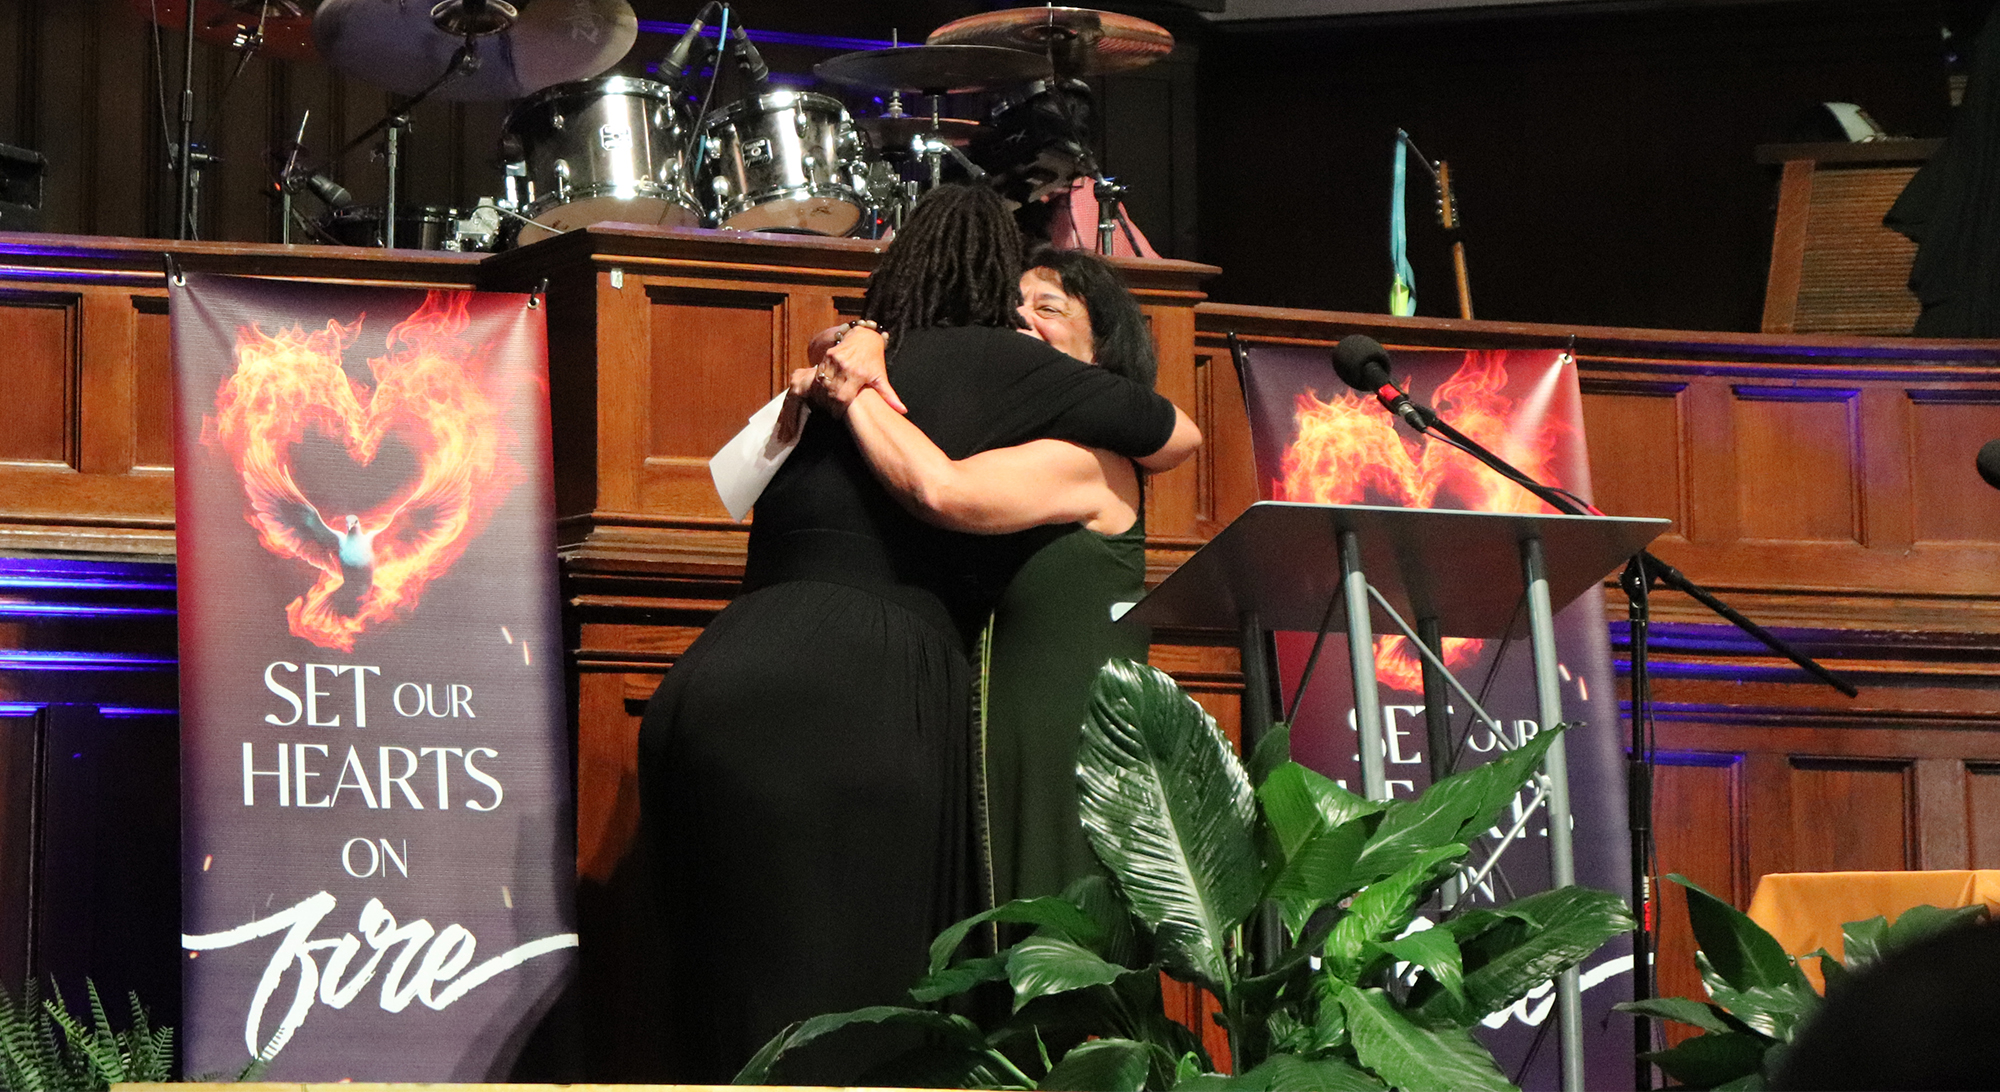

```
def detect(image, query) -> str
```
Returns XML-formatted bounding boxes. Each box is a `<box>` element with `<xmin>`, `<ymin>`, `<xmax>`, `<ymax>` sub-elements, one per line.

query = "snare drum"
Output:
<box><xmin>503</xmin><ymin>76</ymin><xmax>701</xmax><ymax>245</ymax></box>
<box><xmin>697</xmin><ymin>90</ymin><xmax>866</xmax><ymax>235</ymax></box>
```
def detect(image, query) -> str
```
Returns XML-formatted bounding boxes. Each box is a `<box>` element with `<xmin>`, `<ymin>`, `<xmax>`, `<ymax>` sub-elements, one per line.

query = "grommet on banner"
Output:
<box><xmin>528</xmin><ymin>277</ymin><xmax>548</xmax><ymax>309</ymax></box>
<box><xmin>163</xmin><ymin>253</ymin><xmax>185</xmax><ymax>287</ymax></box>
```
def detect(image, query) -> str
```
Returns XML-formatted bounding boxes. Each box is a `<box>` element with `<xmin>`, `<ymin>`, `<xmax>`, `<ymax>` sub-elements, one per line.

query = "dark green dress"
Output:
<box><xmin>981</xmin><ymin>509</ymin><xmax>1151</xmax><ymax>905</ymax></box>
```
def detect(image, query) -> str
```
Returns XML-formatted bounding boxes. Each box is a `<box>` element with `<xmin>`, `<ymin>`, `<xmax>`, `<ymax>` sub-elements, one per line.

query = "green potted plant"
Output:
<box><xmin>1617</xmin><ymin>875</ymin><xmax>1988</xmax><ymax>1090</ymax></box>
<box><xmin>743</xmin><ymin>659</ymin><xmax>1635</xmax><ymax>1090</ymax></box>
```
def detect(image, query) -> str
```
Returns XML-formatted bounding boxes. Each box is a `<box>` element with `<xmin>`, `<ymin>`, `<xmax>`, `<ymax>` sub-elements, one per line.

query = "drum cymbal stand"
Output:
<box><xmin>165</xmin><ymin>0</ymin><xmax>273</xmax><ymax>238</ymax></box>
<box><xmin>914</xmin><ymin>94</ymin><xmax>987</xmax><ymax>191</ymax></box>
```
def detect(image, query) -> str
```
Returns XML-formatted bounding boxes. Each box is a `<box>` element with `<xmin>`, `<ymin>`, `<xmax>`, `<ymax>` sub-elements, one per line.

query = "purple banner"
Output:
<box><xmin>1238</xmin><ymin>342</ymin><xmax>1635</xmax><ymax>1090</ymax></box>
<box><xmin>170</xmin><ymin>276</ymin><xmax>575</xmax><ymax>1080</ymax></box>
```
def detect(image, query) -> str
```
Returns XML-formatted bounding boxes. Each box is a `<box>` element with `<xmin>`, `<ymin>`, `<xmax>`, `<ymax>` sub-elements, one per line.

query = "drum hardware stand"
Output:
<box><xmin>1396</xmin><ymin>130</ymin><xmax>1474</xmax><ymax>320</ymax></box>
<box><xmin>1092</xmin><ymin>174</ymin><xmax>1141</xmax><ymax>256</ymax></box>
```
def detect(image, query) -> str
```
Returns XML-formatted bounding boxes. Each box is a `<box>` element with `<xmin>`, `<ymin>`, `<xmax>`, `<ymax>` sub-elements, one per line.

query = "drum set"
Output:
<box><xmin>134</xmin><ymin>0</ymin><xmax>1174</xmax><ymax>251</ymax></box>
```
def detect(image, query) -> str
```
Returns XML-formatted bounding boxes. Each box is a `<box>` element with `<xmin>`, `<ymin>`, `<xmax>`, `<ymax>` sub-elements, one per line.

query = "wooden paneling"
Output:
<box><xmin>1907</xmin><ymin>392</ymin><xmax>2000</xmax><ymax>543</ymax></box>
<box><xmin>641</xmin><ymin>286</ymin><xmax>785</xmax><ymax>518</ymax></box>
<box><xmin>1788</xmin><ymin>758</ymin><xmax>1912</xmax><ymax>872</ymax></box>
<box><xmin>1650</xmin><ymin>753</ymin><xmax>1744</xmax><ymax>1032</ymax></box>
<box><xmin>0</xmin><ymin>290</ymin><xmax>76</xmax><ymax>465</ymax></box>
<box><xmin>1966</xmin><ymin>765</ymin><xmax>2000</xmax><ymax>870</ymax></box>
<box><xmin>132</xmin><ymin>295</ymin><xmax>174</xmax><ymax>469</ymax></box>
<box><xmin>1731</xmin><ymin>387</ymin><xmax>1859</xmax><ymax>544</ymax></box>
<box><xmin>1578</xmin><ymin>380</ymin><xmax>1687</xmax><ymax>534</ymax></box>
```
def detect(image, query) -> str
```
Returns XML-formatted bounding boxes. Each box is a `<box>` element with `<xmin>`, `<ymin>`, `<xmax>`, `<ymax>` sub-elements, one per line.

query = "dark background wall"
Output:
<box><xmin>1</xmin><ymin>0</ymin><xmax>1992</xmax><ymax>324</ymax></box>
<box><xmin>1196</xmin><ymin>0</ymin><xmax>1990</xmax><ymax>331</ymax></box>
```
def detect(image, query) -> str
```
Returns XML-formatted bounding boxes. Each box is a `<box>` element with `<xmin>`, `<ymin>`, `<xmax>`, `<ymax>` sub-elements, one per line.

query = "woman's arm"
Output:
<box><xmin>841</xmin><ymin>388</ymin><xmax>1135</xmax><ymax>534</ymax></box>
<box><xmin>1136</xmin><ymin>405</ymin><xmax>1201</xmax><ymax>473</ymax></box>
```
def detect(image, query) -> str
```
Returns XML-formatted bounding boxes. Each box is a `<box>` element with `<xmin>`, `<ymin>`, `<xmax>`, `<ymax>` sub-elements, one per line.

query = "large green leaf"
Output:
<box><xmin>927</xmin><ymin>896</ymin><xmax>1106</xmax><ymax>977</ymax></box>
<box><xmin>910</xmin><ymin>952</ymin><xmax>1010</xmax><ymax>1004</ymax></box>
<box><xmin>1259</xmin><ymin>763</ymin><xmax>1382</xmax><ymax>860</ymax></box>
<box><xmin>1351</xmin><ymin>727</ymin><xmax>1559</xmax><ymax>883</ymax></box>
<box><xmin>1640</xmin><ymin>1029</ymin><xmax>1771</xmax><ymax>1090</ymax></box>
<box><xmin>1371</xmin><ymin>926</ymin><xmax>1465</xmax><ymax>1003</ymax></box>
<box><xmin>1064</xmin><ymin>873</ymin><xmax>1143</xmax><ymax>967</ymax></box>
<box><xmin>1419</xmin><ymin>886</ymin><xmax>1633</xmax><ymax>1027</ymax></box>
<box><xmin>1842</xmin><ymin>902</ymin><xmax>1988</xmax><ymax>972</ymax></box>
<box><xmin>1008</xmin><ymin>936</ymin><xmax>1138</xmax><ymax>1011</ymax></box>
<box><xmin>734</xmin><ymin>1005</ymin><xmax>996</xmax><ymax>1085</ymax></box>
<box><xmin>1260</xmin><ymin>764</ymin><xmax>1381</xmax><ymax>929</ymax></box>
<box><xmin>1173</xmin><ymin>1052</ymin><xmax>1387</xmax><ymax>1090</ymax></box>
<box><xmin>1694</xmin><ymin>952</ymin><xmax>1819</xmax><ymax>1042</ymax></box>
<box><xmin>1077</xmin><ymin>660</ymin><xmax>1262</xmax><ymax>992</ymax></box>
<box><xmin>1614</xmin><ymin>996</ymin><xmax>1748</xmax><ymax>1036</ymax></box>
<box><xmin>1671</xmin><ymin>874</ymin><xmax>1810</xmax><ymax>995</ymax></box>
<box><xmin>1041</xmin><ymin>1037</ymin><xmax>1160</xmax><ymax>1092</ymax></box>
<box><xmin>1339</xmin><ymin>985</ymin><xmax>1515</xmax><ymax>1092</ymax></box>
<box><xmin>1245</xmin><ymin>722</ymin><xmax>1294</xmax><ymax>788</ymax></box>
<box><xmin>1323</xmin><ymin>846</ymin><xmax>1466</xmax><ymax>982</ymax></box>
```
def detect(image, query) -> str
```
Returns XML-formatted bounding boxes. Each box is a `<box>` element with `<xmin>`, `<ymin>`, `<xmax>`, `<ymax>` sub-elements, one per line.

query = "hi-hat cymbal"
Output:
<box><xmin>129</xmin><ymin>0</ymin><xmax>319</xmax><ymax>61</ymax></box>
<box><xmin>853</xmin><ymin>115</ymin><xmax>981</xmax><ymax>149</ymax></box>
<box><xmin>927</xmin><ymin>7</ymin><xmax>1173</xmax><ymax>75</ymax></box>
<box><xmin>815</xmin><ymin>44</ymin><xmax>1052</xmax><ymax>94</ymax></box>
<box><xmin>313</xmin><ymin>0</ymin><xmax>637</xmax><ymax>101</ymax></box>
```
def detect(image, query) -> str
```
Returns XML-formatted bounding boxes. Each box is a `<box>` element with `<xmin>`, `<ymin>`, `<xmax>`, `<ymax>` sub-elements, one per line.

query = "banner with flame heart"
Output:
<box><xmin>171</xmin><ymin>275</ymin><xmax>575</xmax><ymax>1080</ymax></box>
<box><xmin>1238</xmin><ymin>341</ymin><xmax>1633</xmax><ymax>1092</ymax></box>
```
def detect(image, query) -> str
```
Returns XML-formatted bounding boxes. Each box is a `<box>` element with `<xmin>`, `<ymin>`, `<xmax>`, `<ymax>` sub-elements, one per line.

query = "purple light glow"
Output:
<box><xmin>0</xmin><ymin>703</ymin><xmax>46</xmax><ymax>716</ymax></box>
<box><xmin>0</xmin><ymin>557</ymin><xmax>176</xmax><ymax>591</ymax></box>
<box><xmin>0</xmin><ymin>651</ymin><xmax>176</xmax><ymax>671</ymax></box>
<box><xmin>99</xmin><ymin>706</ymin><xmax>178</xmax><ymax>718</ymax></box>
<box><xmin>0</xmin><ymin>603</ymin><xmax>175</xmax><ymax>617</ymax></box>
<box><xmin>0</xmin><ymin>265</ymin><xmax>155</xmax><ymax>284</ymax></box>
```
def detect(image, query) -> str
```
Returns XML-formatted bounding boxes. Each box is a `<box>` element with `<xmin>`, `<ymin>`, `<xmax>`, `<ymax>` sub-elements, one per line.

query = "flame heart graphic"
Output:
<box><xmin>204</xmin><ymin>291</ymin><xmax>519</xmax><ymax>651</ymax></box>
<box><xmin>1275</xmin><ymin>351</ymin><xmax>1569</xmax><ymax>691</ymax></box>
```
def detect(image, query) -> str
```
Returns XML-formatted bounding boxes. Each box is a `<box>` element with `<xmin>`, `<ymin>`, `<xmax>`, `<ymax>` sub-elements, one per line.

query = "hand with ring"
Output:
<box><xmin>803</xmin><ymin>321</ymin><xmax>904</xmax><ymax>417</ymax></box>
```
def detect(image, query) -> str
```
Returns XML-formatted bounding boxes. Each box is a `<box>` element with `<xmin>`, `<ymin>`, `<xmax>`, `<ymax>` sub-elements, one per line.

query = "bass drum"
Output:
<box><xmin>321</xmin><ymin>205</ymin><xmax>458</xmax><ymax>249</ymax></box>
<box><xmin>697</xmin><ymin>90</ymin><xmax>866</xmax><ymax>235</ymax></box>
<box><xmin>503</xmin><ymin>76</ymin><xmax>702</xmax><ymax>245</ymax></box>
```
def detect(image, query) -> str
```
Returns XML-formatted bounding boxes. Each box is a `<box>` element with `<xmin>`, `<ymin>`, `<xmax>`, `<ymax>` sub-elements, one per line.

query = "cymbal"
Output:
<box><xmin>129</xmin><ymin>0</ymin><xmax>318</xmax><ymax>61</ymax></box>
<box><xmin>852</xmin><ymin>115</ymin><xmax>981</xmax><ymax>149</ymax></box>
<box><xmin>927</xmin><ymin>7</ymin><xmax>1173</xmax><ymax>75</ymax></box>
<box><xmin>815</xmin><ymin>44</ymin><xmax>1052</xmax><ymax>94</ymax></box>
<box><xmin>313</xmin><ymin>0</ymin><xmax>637</xmax><ymax>101</ymax></box>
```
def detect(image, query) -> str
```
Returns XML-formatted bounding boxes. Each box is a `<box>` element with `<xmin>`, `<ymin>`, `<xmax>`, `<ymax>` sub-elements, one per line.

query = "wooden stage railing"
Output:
<box><xmin>6</xmin><ymin>229</ymin><xmax>2000</xmax><ymax>1070</ymax></box>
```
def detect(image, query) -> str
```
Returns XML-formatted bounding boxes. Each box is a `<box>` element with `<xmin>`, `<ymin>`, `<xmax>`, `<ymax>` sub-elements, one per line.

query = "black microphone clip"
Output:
<box><xmin>728</xmin><ymin>22</ymin><xmax>769</xmax><ymax>85</ymax></box>
<box><xmin>658</xmin><ymin>2</ymin><xmax>721</xmax><ymax>82</ymax></box>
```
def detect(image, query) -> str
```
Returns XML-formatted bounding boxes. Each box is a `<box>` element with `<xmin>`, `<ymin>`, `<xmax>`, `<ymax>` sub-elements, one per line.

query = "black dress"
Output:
<box><xmin>637</xmin><ymin>326</ymin><xmax>1175</xmax><ymax>1084</ymax></box>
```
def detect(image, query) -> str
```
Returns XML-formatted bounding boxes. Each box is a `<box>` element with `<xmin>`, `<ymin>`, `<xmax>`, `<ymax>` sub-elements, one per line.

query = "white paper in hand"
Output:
<box><xmin>709</xmin><ymin>393</ymin><xmax>805</xmax><ymax>522</ymax></box>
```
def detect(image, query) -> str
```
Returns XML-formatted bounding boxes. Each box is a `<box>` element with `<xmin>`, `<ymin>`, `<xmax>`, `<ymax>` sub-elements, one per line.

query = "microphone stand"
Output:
<box><xmin>1388</xmin><ymin>381</ymin><xmax>1855</xmax><ymax>1092</ymax></box>
<box><xmin>329</xmin><ymin>43</ymin><xmax>482</xmax><ymax>248</ymax></box>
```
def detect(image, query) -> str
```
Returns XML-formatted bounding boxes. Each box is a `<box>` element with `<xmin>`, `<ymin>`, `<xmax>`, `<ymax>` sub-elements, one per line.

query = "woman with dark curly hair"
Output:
<box><xmin>636</xmin><ymin>186</ymin><xmax>1196</xmax><ymax>1085</ymax></box>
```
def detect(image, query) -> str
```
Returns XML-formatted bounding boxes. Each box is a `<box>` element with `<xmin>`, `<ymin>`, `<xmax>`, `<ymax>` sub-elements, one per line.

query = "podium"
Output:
<box><xmin>1125</xmin><ymin>501</ymin><xmax>1668</xmax><ymax>1092</ymax></box>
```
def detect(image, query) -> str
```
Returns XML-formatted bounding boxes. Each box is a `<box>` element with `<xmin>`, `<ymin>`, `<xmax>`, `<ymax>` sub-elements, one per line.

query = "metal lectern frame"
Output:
<box><xmin>1125</xmin><ymin>501</ymin><xmax>1669</xmax><ymax>1092</ymax></box>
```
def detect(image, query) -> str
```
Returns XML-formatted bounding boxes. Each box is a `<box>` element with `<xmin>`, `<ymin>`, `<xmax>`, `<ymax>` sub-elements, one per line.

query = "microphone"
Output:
<box><xmin>1978</xmin><ymin>438</ymin><xmax>2000</xmax><ymax>490</ymax></box>
<box><xmin>295</xmin><ymin>170</ymin><xmax>354</xmax><ymax>210</ymax></box>
<box><xmin>1331</xmin><ymin>334</ymin><xmax>1431</xmax><ymax>431</ymax></box>
<box><xmin>658</xmin><ymin>3</ymin><xmax>719</xmax><ymax>82</ymax></box>
<box><xmin>727</xmin><ymin>23</ymin><xmax>769</xmax><ymax>85</ymax></box>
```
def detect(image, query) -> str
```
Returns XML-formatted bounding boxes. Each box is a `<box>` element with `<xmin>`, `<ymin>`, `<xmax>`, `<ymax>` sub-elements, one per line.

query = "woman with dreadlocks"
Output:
<box><xmin>636</xmin><ymin>185</ymin><xmax>1197</xmax><ymax>1085</ymax></box>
